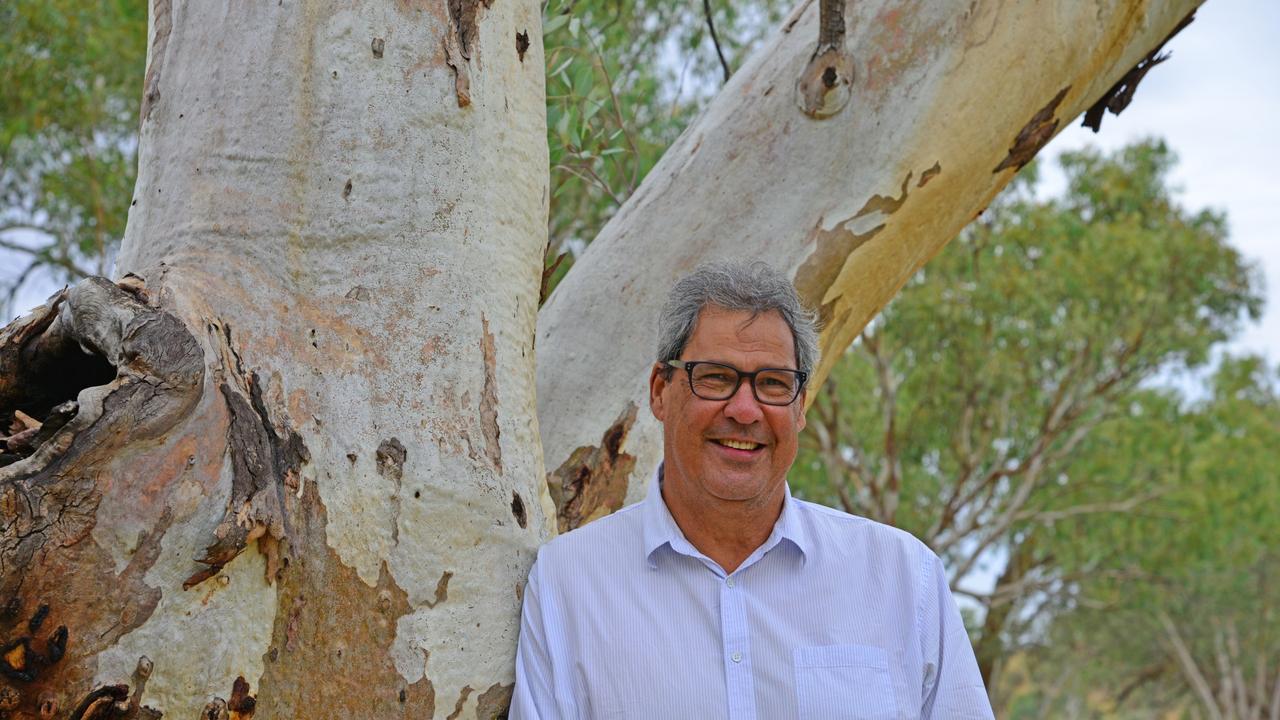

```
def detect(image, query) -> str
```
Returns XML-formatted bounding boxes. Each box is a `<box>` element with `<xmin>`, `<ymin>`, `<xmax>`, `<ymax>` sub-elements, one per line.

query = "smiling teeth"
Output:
<box><xmin>719</xmin><ymin>439</ymin><xmax>760</xmax><ymax>450</ymax></box>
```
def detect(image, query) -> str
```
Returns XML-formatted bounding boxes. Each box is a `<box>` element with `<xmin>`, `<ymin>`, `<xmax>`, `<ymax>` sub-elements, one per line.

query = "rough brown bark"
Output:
<box><xmin>0</xmin><ymin>278</ymin><xmax>207</xmax><ymax>713</ymax></box>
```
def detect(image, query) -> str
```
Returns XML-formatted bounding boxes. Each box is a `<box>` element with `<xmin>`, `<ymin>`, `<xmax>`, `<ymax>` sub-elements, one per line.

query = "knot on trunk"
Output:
<box><xmin>185</xmin><ymin>326</ymin><xmax>308</xmax><ymax>590</ymax></box>
<box><xmin>1</xmin><ymin>277</ymin><xmax>202</xmax><ymax>473</ymax></box>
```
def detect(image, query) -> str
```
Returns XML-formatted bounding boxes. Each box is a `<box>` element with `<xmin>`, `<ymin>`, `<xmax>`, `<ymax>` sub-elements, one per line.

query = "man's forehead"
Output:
<box><xmin>690</xmin><ymin>305</ymin><xmax>783</xmax><ymax>332</ymax></box>
<box><xmin>684</xmin><ymin>306</ymin><xmax>797</xmax><ymax>363</ymax></box>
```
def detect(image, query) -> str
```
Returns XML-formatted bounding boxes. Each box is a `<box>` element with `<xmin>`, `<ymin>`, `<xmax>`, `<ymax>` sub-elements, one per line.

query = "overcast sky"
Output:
<box><xmin>1040</xmin><ymin>0</ymin><xmax>1279</xmax><ymax>365</ymax></box>
<box><xmin>6</xmin><ymin>0</ymin><xmax>1277</xmax><ymax>366</ymax></box>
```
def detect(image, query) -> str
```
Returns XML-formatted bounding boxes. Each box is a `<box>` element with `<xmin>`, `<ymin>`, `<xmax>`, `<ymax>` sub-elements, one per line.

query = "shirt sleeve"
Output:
<box><xmin>510</xmin><ymin>556</ymin><xmax>570</xmax><ymax>720</ymax></box>
<box><xmin>919</xmin><ymin>550</ymin><xmax>995</xmax><ymax>719</ymax></box>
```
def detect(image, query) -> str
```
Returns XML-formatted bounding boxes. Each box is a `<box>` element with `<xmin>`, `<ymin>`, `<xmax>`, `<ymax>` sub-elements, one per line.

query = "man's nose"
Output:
<box><xmin>722</xmin><ymin>378</ymin><xmax>764</xmax><ymax>424</ymax></box>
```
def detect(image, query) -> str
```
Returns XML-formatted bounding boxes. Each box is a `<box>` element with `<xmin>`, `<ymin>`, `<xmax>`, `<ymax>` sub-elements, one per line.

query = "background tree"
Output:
<box><xmin>793</xmin><ymin>140</ymin><xmax>1263</xmax><ymax>703</ymax></box>
<box><xmin>0</xmin><ymin>0</ymin><xmax>147</xmax><ymax>313</ymax></box>
<box><xmin>1001</xmin><ymin>357</ymin><xmax>1280</xmax><ymax>719</ymax></box>
<box><xmin>0</xmin><ymin>0</ymin><xmax>1203</xmax><ymax>716</ymax></box>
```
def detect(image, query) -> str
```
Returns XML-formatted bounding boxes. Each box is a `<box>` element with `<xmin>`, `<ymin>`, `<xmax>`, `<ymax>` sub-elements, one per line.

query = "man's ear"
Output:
<box><xmin>795</xmin><ymin>388</ymin><xmax>807</xmax><ymax>431</ymax></box>
<box><xmin>649</xmin><ymin>363</ymin><xmax>669</xmax><ymax>422</ymax></box>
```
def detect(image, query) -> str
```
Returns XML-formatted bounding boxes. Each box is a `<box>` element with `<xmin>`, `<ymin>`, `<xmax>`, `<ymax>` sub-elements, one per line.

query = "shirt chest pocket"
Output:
<box><xmin>794</xmin><ymin>644</ymin><xmax>900</xmax><ymax>720</ymax></box>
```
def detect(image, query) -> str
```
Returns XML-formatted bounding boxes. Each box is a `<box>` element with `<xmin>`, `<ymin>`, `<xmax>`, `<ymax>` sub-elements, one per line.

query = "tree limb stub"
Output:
<box><xmin>797</xmin><ymin>0</ymin><xmax>853</xmax><ymax>118</ymax></box>
<box><xmin>1</xmin><ymin>277</ymin><xmax>204</xmax><ymax>481</ymax></box>
<box><xmin>1082</xmin><ymin>10</ymin><xmax>1196</xmax><ymax>133</ymax></box>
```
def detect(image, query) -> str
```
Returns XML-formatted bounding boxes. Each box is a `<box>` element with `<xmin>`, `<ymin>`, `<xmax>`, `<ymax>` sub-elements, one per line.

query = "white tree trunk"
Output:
<box><xmin>536</xmin><ymin>0</ymin><xmax>1202</xmax><ymax>524</ymax></box>
<box><xmin>2</xmin><ymin>0</ymin><xmax>551</xmax><ymax>716</ymax></box>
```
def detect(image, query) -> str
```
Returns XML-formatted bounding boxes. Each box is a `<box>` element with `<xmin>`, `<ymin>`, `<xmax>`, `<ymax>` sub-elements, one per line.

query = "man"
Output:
<box><xmin>512</xmin><ymin>262</ymin><xmax>993</xmax><ymax>719</ymax></box>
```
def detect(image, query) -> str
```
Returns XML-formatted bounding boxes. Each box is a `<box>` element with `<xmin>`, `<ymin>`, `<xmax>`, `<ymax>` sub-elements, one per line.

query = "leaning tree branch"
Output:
<box><xmin>1159</xmin><ymin>609</ymin><xmax>1226</xmax><ymax>720</ymax></box>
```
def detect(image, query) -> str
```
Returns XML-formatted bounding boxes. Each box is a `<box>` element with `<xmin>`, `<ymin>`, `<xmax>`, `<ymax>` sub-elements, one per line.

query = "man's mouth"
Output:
<box><xmin>713</xmin><ymin>439</ymin><xmax>763</xmax><ymax>451</ymax></box>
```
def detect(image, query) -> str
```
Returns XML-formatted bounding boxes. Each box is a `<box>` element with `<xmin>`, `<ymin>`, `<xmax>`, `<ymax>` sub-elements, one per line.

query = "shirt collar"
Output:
<box><xmin>642</xmin><ymin>462</ymin><xmax>811</xmax><ymax>570</ymax></box>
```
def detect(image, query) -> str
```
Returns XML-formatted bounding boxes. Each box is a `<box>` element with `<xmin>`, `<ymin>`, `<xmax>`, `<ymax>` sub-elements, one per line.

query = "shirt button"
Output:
<box><xmin>726</xmin><ymin>577</ymin><xmax>735</xmax><ymax>588</ymax></box>
<box><xmin>731</xmin><ymin>652</ymin><xmax>742</xmax><ymax>663</ymax></box>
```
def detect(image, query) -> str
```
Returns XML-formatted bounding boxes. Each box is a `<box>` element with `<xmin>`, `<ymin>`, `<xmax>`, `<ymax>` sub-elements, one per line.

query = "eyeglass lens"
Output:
<box><xmin>689</xmin><ymin>363</ymin><xmax>800</xmax><ymax>404</ymax></box>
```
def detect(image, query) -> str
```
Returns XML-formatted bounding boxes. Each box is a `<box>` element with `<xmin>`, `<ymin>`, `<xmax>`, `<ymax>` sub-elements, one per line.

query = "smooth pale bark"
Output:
<box><xmin>1</xmin><ymin>0</ymin><xmax>550</xmax><ymax>717</ymax></box>
<box><xmin>537</xmin><ymin>0</ymin><xmax>1203</xmax><ymax>523</ymax></box>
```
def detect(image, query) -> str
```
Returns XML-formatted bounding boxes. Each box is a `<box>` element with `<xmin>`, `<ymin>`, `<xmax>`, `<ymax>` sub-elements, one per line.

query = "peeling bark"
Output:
<box><xmin>444</xmin><ymin>34</ymin><xmax>473</xmax><ymax>108</ymax></box>
<box><xmin>917</xmin><ymin>162</ymin><xmax>941</xmax><ymax>187</ymax></box>
<box><xmin>1083</xmin><ymin>10</ymin><xmax>1196</xmax><ymax>132</ymax></box>
<box><xmin>510</xmin><ymin>491</ymin><xmax>527</xmax><ymax>529</ymax></box>
<box><xmin>993</xmin><ymin>87</ymin><xmax>1071</xmax><ymax>173</ymax></box>
<box><xmin>138</xmin><ymin>0</ymin><xmax>172</xmax><ymax>126</ymax></box>
<box><xmin>183</xmin><ymin>370</ymin><xmax>306</xmax><ymax>590</ymax></box>
<box><xmin>515</xmin><ymin>30</ymin><xmax>530</xmax><ymax>63</ymax></box>
<box><xmin>475</xmin><ymin>682</ymin><xmax>514</xmax><ymax>719</ymax></box>
<box><xmin>445</xmin><ymin>0</ymin><xmax>494</xmax><ymax>108</ymax></box>
<box><xmin>547</xmin><ymin>403</ymin><xmax>638</xmax><ymax>531</ymax></box>
<box><xmin>252</xmin><ymin>483</ymin><xmax>436</xmax><ymax>718</ymax></box>
<box><xmin>479</xmin><ymin>315</ymin><xmax>503</xmax><ymax>474</ymax></box>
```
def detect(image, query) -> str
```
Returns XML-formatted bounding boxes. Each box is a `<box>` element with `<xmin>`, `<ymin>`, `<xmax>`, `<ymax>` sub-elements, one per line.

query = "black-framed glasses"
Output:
<box><xmin>665</xmin><ymin>360</ymin><xmax>807</xmax><ymax>406</ymax></box>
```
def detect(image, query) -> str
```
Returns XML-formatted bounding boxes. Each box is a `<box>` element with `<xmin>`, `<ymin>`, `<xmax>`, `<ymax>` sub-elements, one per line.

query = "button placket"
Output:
<box><xmin>719</xmin><ymin>573</ymin><xmax>756</xmax><ymax>719</ymax></box>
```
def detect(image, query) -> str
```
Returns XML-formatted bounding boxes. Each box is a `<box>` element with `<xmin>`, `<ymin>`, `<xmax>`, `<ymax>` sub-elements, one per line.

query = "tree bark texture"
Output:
<box><xmin>536</xmin><ymin>0</ymin><xmax>1203</xmax><ymax>528</ymax></box>
<box><xmin>3</xmin><ymin>0</ymin><xmax>550</xmax><ymax>717</ymax></box>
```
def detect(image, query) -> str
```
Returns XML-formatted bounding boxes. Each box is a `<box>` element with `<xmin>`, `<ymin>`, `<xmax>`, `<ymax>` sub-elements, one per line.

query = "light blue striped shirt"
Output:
<box><xmin>512</xmin><ymin>470</ymin><xmax>994</xmax><ymax>719</ymax></box>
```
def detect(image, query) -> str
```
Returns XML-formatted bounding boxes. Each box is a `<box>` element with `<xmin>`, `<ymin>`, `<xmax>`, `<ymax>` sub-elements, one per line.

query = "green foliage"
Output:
<box><xmin>0</xmin><ymin>0</ymin><xmax>147</xmax><ymax>308</ymax></box>
<box><xmin>1013</xmin><ymin>360</ymin><xmax>1280</xmax><ymax>716</ymax></box>
<box><xmin>540</xmin><ymin>0</ymin><xmax>787</xmax><ymax>288</ymax></box>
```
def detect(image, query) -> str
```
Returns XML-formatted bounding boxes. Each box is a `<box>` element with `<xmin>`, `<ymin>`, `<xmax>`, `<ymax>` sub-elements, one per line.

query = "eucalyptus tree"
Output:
<box><xmin>1008</xmin><ymin>357</ymin><xmax>1280</xmax><ymax>718</ymax></box>
<box><xmin>0</xmin><ymin>0</ymin><xmax>1202</xmax><ymax>716</ymax></box>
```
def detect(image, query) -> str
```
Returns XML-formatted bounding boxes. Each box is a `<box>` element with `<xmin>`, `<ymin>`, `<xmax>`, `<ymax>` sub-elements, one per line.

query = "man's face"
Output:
<box><xmin>649</xmin><ymin>305</ymin><xmax>807</xmax><ymax>507</ymax></box>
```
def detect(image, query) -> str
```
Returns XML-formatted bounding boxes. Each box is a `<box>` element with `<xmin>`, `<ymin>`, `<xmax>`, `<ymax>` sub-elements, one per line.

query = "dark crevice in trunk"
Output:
<box><xmin>0</xmin><ymin>289</ymin><xmax>119</xmax><ymax>466</ymax></box>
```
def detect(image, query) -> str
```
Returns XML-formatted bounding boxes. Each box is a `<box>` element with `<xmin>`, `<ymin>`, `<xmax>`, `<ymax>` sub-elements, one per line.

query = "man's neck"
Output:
<box><xmin>660</xmin><ymin>476</ymin><xmax>786</xmax><ymax>574</ymax></box>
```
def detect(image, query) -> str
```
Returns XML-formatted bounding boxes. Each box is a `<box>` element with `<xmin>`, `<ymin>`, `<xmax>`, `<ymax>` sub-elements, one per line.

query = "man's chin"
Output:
<box><xmin>701</xmin><ymin>471</ymin><xmax>783</xmax><ymax>503</ymax></box>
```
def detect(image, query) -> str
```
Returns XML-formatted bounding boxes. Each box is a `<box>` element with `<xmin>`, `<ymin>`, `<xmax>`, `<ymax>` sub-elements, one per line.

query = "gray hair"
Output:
<box><xmin>656</xmin><ymin>261</ymin><xmax>820</xmax><ymax>375</ymax></box>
